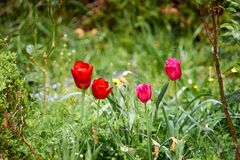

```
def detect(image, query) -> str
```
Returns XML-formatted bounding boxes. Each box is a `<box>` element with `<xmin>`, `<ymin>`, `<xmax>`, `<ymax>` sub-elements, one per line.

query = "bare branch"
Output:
<box><xmin>199</xmin><ymin>5</ymin><xmax>215</xmax><ymax>46</ymax></box>
<box><xmin>200</xmin><ymin>1</ymin><xmax>240</xmax><ymax>159</ymax></box>
<box><xmin>4</xmin><ymin>112</ymin><xmax>42</xmax><ymax>160</ymax></box>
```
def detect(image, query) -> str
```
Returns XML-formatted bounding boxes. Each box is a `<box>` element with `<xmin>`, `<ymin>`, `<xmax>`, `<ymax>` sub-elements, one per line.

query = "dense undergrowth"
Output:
<box><xmin>0</xmin><ymin>51</ymin><xmax>29</xmax><ymax>159</ymax></box>
<box><xmin>0</xmin><ymin>0</ymin><xmax>239</xmax><ymax>159</ymax></box>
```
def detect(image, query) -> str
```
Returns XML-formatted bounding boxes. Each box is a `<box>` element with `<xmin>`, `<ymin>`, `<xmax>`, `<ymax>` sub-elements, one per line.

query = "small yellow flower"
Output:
<box><xmin>193</xmin><ymin>84</ymin><xmax>198</xmax><ymax>89</ymax></box>
<box><xmin>208</xmin><ymin>77</ymin><xmax>215</xmax><ymax>83</ymax></box>
<box><xmin>112</xmin><ymin>71</ymin><xmax>134</xmax><ymax>86</ymax></box>
<box><xmin>112</xmin><ymin>78</ymin><xmax>121</xmax><ymax>85</ymax></box>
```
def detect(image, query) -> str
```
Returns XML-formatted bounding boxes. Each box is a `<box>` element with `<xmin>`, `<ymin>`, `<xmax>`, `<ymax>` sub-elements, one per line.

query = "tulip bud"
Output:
<box><xmin>135</xmin><ymin>84</ymin><xmax>152</xmax><ymax>103</ymax></box>
<box><xmin>92</xmin><ymin>78</ymin><xmax>112</xmax><ymax>99</ymax></box>
<box><xmin>164</xmin><ymin>58</ymin><xmax>182</xmax><ymax>81</ymax></box>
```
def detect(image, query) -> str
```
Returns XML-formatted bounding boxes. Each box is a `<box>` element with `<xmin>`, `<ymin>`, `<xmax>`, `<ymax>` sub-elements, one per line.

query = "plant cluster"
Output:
<box><xmin>60</xmin><ymin>57</ymin><xmax>185</xmax><ymax>159</ymax></box>
<box><xmin>0</xmin><ymin>0</ymin><xmax>239</xmax><ymax>159</ymax></box>
<box><xmin>0</xmin><ymin>51</ymin><xmax>29</xmax><ymax>159</ymax></box>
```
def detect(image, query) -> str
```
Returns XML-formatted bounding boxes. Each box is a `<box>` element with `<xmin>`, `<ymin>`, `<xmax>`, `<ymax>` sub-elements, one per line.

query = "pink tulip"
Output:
<box><xmin>136</xmin><ymin>84</ymin><xmax>152</xmax><ymax>103</ymax></box>
<box><xmin>165</xmin><ymin>58</ymin><xmax>182</xmax><ymax>81</ymax></box>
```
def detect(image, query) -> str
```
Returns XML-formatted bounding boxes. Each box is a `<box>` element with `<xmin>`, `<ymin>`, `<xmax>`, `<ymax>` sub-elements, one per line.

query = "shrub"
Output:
<box><xmin>0</xmin><ymin>51</ymin><xmax>29</xmax><ymax>159</ymax></box>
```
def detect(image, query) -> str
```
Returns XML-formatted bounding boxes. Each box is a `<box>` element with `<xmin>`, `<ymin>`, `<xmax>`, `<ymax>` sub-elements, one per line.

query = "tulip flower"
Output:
<box><xmin>71</xmin><ymin>61</ymin><xmax>93</xmax><ymax>89</ymax></box>
<box><xmin>136</xmin><ymin>83</ymin><xmax>153</xmax><ymax>159</ymax></box>
<box><xmin>92</xmin><ymin>78</ymin><xmax>112</xmax><ymax>99</ymax></box>
<box><xmin>164</xmin><ymin>58</ymin><xmax>182</xmax><ymax>81</ymax></box>
<box><xmin>136</xmin><ymin>84</ymin><xmax>152</xmax><ymax>103</ymax></box>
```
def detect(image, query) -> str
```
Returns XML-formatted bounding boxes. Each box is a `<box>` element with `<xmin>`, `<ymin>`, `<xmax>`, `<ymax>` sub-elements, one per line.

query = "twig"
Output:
<box><xmin>4</xmin><ymin>112</ymin><xmax>42</xmax><ymax>160</ymax></box>
<box><xmin>20</xmin><ymin>152</ymin><xmax>31</xmax><ymax>160</ymax></box>
<box><xmin>199</xmin><ymin>4</ymin><xmax>214</xmax><ymax>46</ymax></box>
<box><xmin>48</xmin><ymin>0</ymin><xmax>56</xmax><ymax>48</ymax></box>
<box><xmin>200</xmin><ymin>2</ymin><xmax>239</xmax><ymax>159</ymax></box>
<box><xmin>29</xmin><ymin>55</ymin><xmax>48</xmax><ymax>113</ymax></box>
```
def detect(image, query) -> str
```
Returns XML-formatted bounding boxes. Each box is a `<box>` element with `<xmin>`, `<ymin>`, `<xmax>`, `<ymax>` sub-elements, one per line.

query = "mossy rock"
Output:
<box><xmin>0</xmin><ymin>51</ymin><xmax>29</xmax><ymax>159</ymax></box>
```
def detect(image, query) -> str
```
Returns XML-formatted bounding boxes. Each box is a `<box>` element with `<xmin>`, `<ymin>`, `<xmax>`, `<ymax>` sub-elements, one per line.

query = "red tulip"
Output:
<box><xmin>71</xmin><ymin>61</ymin><xmax>93</xmax><ymax>89</ymax></box>
<box><xmin>92</xmin><ymin>78</ymin><xmax>112</xmax><ymax>99</ymax></box>
<box><xmin>164</xmin><ymin>58</ymin><xmax>182</xmax><ymax>81</ymax></box>
<box><xmin>136</xmin><ymin>84</ymin><xmax>152</xmax><ymax>103</ymax></box>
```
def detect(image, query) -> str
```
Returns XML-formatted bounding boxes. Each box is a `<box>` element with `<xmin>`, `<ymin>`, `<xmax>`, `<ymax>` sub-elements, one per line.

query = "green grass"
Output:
<box><xmin>0</xmin><ymin>1</ymin><xmax>240</xmax><ymax>159</ymax></box>
<box><xmin>11</xmin><ymin>27</ymin><xmax>238</xmax><ymax>159</ymax></box>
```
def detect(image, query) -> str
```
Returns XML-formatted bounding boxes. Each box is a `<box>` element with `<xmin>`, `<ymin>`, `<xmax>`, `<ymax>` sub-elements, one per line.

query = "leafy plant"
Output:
<box><xmin>0</xmin><ymin>50</ymin><xmax>29</xmax><ymax>159</ymax></box>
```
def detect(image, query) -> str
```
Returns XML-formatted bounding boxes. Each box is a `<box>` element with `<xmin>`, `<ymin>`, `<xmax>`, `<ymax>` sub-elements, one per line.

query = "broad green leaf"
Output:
<box><xmin>220</xmin><ymin>23</ymin><xmax>234</xmax><ymax>30</ymax></box>
<box><xmin>226</xmin><ymin>7</ymin><xmax>237</xmax><ymax>12</ymax></box>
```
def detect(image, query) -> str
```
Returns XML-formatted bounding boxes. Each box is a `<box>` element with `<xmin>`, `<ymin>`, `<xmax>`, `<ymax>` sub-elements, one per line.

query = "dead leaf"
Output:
<box><xmin>170</xmin><ymin>137</ymin><xmax>178</xmax><ymax>152</ymax></box>
<box><xmin>154</xmin><ymin>145</ymin><xmax>159</xmax><ymax>159</ymax></box>
<box><xmin>91</xmin><ymin>127</ymin><xmax>99</xmax><ymax>144</ymax></box>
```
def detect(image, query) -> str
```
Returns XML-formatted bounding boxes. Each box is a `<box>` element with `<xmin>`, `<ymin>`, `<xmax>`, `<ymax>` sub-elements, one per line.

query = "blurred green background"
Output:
<box><xmin>0</xmin><ymin>0</ymin><xmax>239</xmax><ymax>159</ymax></box>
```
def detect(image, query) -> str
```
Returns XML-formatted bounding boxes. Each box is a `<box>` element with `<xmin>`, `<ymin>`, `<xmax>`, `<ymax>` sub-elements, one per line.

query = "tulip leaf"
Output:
<box><xmin>129</xmin><ymin>112</ymin><xmax>135</xmax><ymax>131</ymax></box>
<box><xmin>107</xmin><ymin>96</ymin><xmax>122</xmax><ymax>114</ymax></box>
<box><xmin>162</xmin><ymin>103</ymin><xmax>174</xmax><ymax>138</ymax></box>
<box><xmin>92</xmin><ymin>144</ymin><xmax>103</xmax><ymax>160</ymax></box>
<box><xmin>179</xmin><ymin>98</ymin><xmax>221</xmax><ymax>132</ymax></box>
<box><xmin>155</xmin><ymin>81</ymin><xmax>169</xmax><ymax>119</ymax></box>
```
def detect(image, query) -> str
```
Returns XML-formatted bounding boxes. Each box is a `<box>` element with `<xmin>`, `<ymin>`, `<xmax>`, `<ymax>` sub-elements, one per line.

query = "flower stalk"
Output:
<box><xmin>81</xmin><ymin>88</ymin><xmax>86</xmax><ymax>122</ymax></box>
<box><xmin>145</xmin><ymin>103</ymin><xmax>153</xmax><ymax>160</ymax></box>
<box><xmin>175</xmin><ymin>81</ymin><xmax>179</xmax><ymax>139</ymax></box>
<box><xmin>96</xmin><ymin>100</ymin><xmax>100</xmax><ymax>134</ymax></box>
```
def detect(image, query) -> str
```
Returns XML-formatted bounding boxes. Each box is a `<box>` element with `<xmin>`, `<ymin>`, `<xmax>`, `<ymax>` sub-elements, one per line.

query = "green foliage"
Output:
<box><xmin>221</xmin><ymin>0</ymin><xmax>240</xmax><ymax>45</ymax></box>
<box><xmin>0</xmin><ymin>0</ymin><xmax>239</xmax><ymax>159</ymax></box>
<box><xmin>0</xmin><ymin>51</ymin><xmax>29</xmax><ymax>159</ymax></box>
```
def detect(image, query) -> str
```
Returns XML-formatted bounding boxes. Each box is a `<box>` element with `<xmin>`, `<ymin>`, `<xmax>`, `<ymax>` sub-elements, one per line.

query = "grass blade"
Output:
<box><xmin>155</xmin><ymin>82</ymin><xmax>169</xmax><ymax>120</ymax></box>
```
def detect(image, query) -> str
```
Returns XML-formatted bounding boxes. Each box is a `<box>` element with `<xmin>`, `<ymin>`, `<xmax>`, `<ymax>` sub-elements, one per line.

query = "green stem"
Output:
<box><xmin>93</xmin><ymin>100</ymin><xmax>101</xmax><ymax>151</ymax></box>
<box><xmin>29</xmin><ymin>56</ymin><xmax>48</xmax><ymax>114</ymax></box>
<box><xmin>175</xmin><ymin>81</ymin><xmax>179</xmax><ymax>138</ymax></box>
<box><xmin>144</xmin><ymin>103</ymin><xmax>152</xmax><ymax>160</ymax></box>
<box><xmin>174</xmin><ymin>81</ymin><xmax>177</xmax><ymax>104</ymax></box>
<box><xmin>96</xmin><ymin>100</ymin><xmax>100</xmax><ymax>134</ymax></box>
<box><xmin>43</xmin><ymin>71</ymin><xmax>48</xmax><ymax>114</ymax></box>
<box><xmin>81</xmin><ymin>89</ymin><xmax>85</xmax><ymax>122</ymax></box>
<box><xmin>48</xmin><ymin>0</ymin><xmax>55</xmax><ymax>48</ymax></box>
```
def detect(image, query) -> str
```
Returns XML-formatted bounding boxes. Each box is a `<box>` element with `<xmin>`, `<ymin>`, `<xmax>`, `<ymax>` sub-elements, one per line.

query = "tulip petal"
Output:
<box><xmin>92</xmin><ymin>78</ymin><xmax>112</xmax><ymax>99</ymax></box>
<box><xmin>165</xmin><ymin>58</ymin><xmax>182</xmax><ymax>80</ymax></box>
<box><xmin>71</xmin><ymin>61</ymin><xmax>93</xmax><ymax>89</ymax></box>
<box><xmin>136</xmin><ymin>84</ymin><xmax>152</xmax><ymax>103</ymax></box>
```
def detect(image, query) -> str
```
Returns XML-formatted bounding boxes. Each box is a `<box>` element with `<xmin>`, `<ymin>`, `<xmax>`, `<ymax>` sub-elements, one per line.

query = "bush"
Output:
<box><xmin>0</xmin><ymin>51</ymin><xmax>29</xmax><ymax>159</ymax></box>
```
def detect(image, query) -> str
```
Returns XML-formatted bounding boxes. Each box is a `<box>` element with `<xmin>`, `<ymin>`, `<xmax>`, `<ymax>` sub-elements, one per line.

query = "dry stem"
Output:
<box><xmin>4</xmin><ymin>112</ymin><xmax>42</xmax><ymax>160</ymax></box>
<box><xmin>199</xmin><ymin>1</ymin><xmax>239</xmax><ymax>159</ymax></box>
